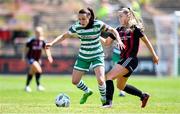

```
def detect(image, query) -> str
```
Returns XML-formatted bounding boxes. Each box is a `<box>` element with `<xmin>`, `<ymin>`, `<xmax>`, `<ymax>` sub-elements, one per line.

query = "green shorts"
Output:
<box><xmin>112</xmin><ymin>52</ymin><xmax>120</xmax><ymax>63</ymax></box>
<box><xmin>112</xmin><ymin>47</ymin><xmax>121</xmax><ymax>63</ymax></box>
<box><xmin>74</xmin><ymin>57</ymin><xmax>104</xmax><ymax>72</ymax></box>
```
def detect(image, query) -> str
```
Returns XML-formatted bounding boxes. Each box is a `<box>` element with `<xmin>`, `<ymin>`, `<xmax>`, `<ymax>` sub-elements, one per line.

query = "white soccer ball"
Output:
<box><xmin>55</xmin><ymin>93</ymin><xmax>70</xmax><ymax>107</ymax></box>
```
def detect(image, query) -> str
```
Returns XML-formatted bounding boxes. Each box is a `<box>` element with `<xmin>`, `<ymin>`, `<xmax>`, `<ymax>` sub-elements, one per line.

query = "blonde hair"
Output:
<box><xmin>35</xmin><ymin>26</ymin><xmax>44</xmax><ymax>40</ymax></box>
<box><xmin>35</xmin><ymin>26</ymin><xmax>43</xmax><ymax>33</ymax></box>
<box><xmin>118</xmin><ymin>8</ymin><xmax>144</xmax><ymax>31</ymax></box>
<box><xmin>35</xmin><ymin>26</ymin><xmax>44</xmax><ymax>35</ymax></box>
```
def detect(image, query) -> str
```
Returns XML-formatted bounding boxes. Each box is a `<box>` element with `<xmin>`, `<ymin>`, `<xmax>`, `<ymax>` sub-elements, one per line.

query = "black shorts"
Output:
<box><xmin>117</xmin><ymin>57</ymin><xmax>138</xmax><ymax>77</ymax></box>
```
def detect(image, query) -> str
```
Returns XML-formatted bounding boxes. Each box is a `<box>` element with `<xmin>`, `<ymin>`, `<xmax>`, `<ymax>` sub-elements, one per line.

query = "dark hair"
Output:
<box><xmin>78</xmin><ymin>7</ymin><xmax>95</xmax><ymax>29</ymax></box>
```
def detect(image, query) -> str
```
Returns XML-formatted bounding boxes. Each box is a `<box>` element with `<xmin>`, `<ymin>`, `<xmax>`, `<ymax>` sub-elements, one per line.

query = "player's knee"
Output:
<box><xmin>38</xmin><ymin>70</ymin><xmax>42</xmax><ymax>74</ymax></box>
<box><xmin>98</xmin><ymin>80</ymin><xmax>104</xmax><ymax>85</ymax></box>
<box><xmin>97</xmin><ymin>77</ymin><xmax>105</xmax><ymax>85</ymax></box>
<box><xmin>37</xmin><ymin>71</ymin><xmax>42</xmax><ymax>74</ymax></box>
<box><xmin>72</xmin><ymin>80</ymin><xmax>79</xmax><ymax>85</ymax></box>
<box><xmin>36</xmin><ymin>69</ymin><xmax>42</xmax><ymax>74</ymax></box>
<box><xmin>117</xmin><ymin>84</ymin><xmax>124</xmax><ymax>90</ymax></box>
<box><xmin>106</xmin><ymin>75</ymin><xmax>113</xmax><ymax>80</ymax></box>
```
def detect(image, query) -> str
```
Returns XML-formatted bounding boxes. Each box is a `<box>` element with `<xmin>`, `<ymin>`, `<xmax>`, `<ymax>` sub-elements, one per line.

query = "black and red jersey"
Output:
<box><xmin>26</xmin><ymin>38</ymin><xmax>46</xmax><ymax>60</ymax></box>
<box><xmin>117</xmin><ymin>25</ymin><xmax>144</xmax><ymax>58</ymax></box>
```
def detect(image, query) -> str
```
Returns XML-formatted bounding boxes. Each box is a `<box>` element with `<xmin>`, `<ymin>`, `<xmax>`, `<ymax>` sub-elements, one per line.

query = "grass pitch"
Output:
<box><xmin>0</xmin><ymin>75</ymin><xmax>180</xmax><ymax>114</ymax></box>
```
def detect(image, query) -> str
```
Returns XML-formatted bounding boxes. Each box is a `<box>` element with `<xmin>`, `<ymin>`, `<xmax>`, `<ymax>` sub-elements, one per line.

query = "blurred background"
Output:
<box><xmin>0</xmin><ymin>0</ymin><xmax>180</xmax><ymax>76</ymax></box>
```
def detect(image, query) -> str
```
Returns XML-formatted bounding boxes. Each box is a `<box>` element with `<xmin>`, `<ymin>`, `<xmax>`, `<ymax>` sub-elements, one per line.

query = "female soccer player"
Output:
<box><xmin>101</xmin><ymin>32</ymin><xmax>126</xmax><ymax>97</ymax></box>
<box><xmin>111</xmin><ymin>38</ymin><xmax>126</xmax><ymax>97</ymax></box>
<box><xmin>101</xmin><ymin>7</ymin><xmax>159</xmax><ymax>108</ymax></box>
<box><xmin>23</xmin><ymin>26</ymin><xmax>53</xmax><ymax>92</ymax></box>
<box><xmin>46</xmin><ymin>7</ymin><xmax>124</xmax><ymax>105</ymax></box>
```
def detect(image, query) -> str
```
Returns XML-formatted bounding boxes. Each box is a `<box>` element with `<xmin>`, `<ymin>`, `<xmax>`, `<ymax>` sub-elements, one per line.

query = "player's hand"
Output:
<box><xmin>48</xmin><ymin>56</ymin><xmax>53</xmax><ymax>64</ymax></box>
<box><xmin>117</xmin><ymin>41</ymin><xmax>125</xmax><ymax>50</ymax></box>
<box><xmin>153</xmin><ymin>55</ymin><xmax>159</xmax><ymax>64</ymax></box>
<box><xmin>45</xmin><ymin>42</ymin><xmax>53</xmax><ymax>49</ymax></box>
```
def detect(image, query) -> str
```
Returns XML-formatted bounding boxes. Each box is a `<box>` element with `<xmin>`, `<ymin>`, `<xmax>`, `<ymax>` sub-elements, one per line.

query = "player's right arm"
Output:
<box><xmin>22</xmin><ymin>39</ymin><xmax>31</xmax><ymax>61</ymax></box>
<box><xmin>22</xmin><ymin>46</ymin><xmax>28</xmax><ymax>61</ymax></box>
<box><xmin>46</xmin><ymin>32</ymin><xmax>72</xmax><ymax>48</ymax></box>
<box><xmin>46</xmin><ymin>23</ymin><xmax>78</xmax><ymax>48</ymax></box>
<box><xmin>101</xmin><ymin>24</ymin><xmax>125</xmax><ymax>50</ymax></box>
<box><xmin>46</xmin><ymin>32</ymin><xmax>77</xmax><ymax>48</ymax></box>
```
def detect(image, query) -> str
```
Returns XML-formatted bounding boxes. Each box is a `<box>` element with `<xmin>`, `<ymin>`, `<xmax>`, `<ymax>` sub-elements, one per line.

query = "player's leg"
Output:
<box><xmin>92</xmin><ymin>57</ymin><xmax>106</xmax><ymax>104</ymax></box>
<box><xmin>117</xmin><ymin>76</ymin><xmax>126</xmax><ymax>97</ymax></box>
<box><xmin>112</xmin><ymin>47</ymin><xmax>126</xmax><ymax>97</ymax></box>
<box><xmin>103</xmin><ymin>64</ymin><xmax>129</xmax><ymax>108</ymax></box>
<box><xmin>94</xmin><ymin>66</ymin><xmax>106</xmax><ymax>104</ymax></box>
<box><xmin>25</xmin><ymin>59</ymin><xmax>36</xmax><ymax>92</ymax></box>
<box><xmin>117</xmin><ymin>77</ymin><xmax>149</xmax><ymax>108</ymax></box>
<box><xmin>25</xmin><ymin>66</ymin><xmax>34</xmax><ymax>92</ymax></box>
<box><xmin>117</xmin><ymin>76</ymin><xmax>143</xmax><ymax>98</ymax></box>
<box><xmin>32</xmin><ymin>61</ymin><xmax>44</xmax><ymax>91</ymax></box>
<box><xmin>116</xmin><ymin>76</ymin><xmax>128</xmax><ymax>90</ymax></box>
<box><xmin>117</xmin><ymin>57</ymin><xmax>150</xmax><ymax>108</ymax></box>
<box><xmin>73</xmin><ymin>59</ymin><xmax>92</xmax><ymax>104</ymax></box>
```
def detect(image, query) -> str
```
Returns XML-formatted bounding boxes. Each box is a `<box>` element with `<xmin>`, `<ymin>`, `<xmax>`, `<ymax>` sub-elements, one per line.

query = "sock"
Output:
<box><xmin>106</xmin><ymin>80</ymin><xmax>114</xmax><ymax>102</ymax></box>
<box><xmin>76</xmin><ymin>80</ymin><xmax>90</xmax><ymax>93</ymax></box>
<box><xmin>26</xmin><ymin>74</ymin><xmax>33</xmax><ymax>86</ymax></box>
<box><xmin>98</xmin><ymin>83</ymin><xmax>106</xmax><ymax>99</ymax></box>
<box><xmin>123</xmin><ymin>84</ymin><xmax>143</xmax><ymax>98</ymax></box>
<box><xmin>35</xmin><ymin>73</ymin><xmax>41</xmax><ymax>86</ymax></box>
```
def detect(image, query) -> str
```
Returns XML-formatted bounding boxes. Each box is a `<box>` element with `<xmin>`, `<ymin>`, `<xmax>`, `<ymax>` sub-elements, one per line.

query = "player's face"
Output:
<box><xmin>35</xmin><ymin>30</ymin><xmax>43</xmax><ymax>40</ymax></box>
<box><xmin>118</xmin><ymin>13</ymin><xmax>129</xmax><ymax>26</ymax></box>
<box><xmin>78</xmin><ymin>14</ymin><xmax>90</xmax><ymax>27</ymax></box>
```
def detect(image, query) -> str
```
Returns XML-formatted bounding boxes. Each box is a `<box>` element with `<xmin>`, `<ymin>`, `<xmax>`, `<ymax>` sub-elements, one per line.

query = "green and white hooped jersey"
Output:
<box><xmin>69</xmin><ymin>20</ymin><xmax>108</xmax><ymax>60</ymax></box>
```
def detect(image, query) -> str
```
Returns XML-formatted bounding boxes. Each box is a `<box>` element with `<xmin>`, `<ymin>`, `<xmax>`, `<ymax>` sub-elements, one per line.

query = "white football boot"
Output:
<box><xmin>25</xmin><ymin>86</ymin><xmax>32</xmax><ymax>92</ymax></box>
<box><xmin>37</xmin><ymin>85</ymin><xmax>45</xmax><ymax>91</ymax></box>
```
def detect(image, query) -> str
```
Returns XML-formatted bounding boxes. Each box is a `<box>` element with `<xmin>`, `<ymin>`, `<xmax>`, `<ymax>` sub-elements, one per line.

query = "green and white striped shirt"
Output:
<box><xmin>69</xmin><ymin>20</ymin><xmax>108</xmax><ymax>60</ymax></box>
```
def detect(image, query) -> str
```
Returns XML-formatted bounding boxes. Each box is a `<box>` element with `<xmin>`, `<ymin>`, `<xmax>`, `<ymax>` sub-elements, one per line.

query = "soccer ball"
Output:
<box><xmin>55</xmin><ymin>93</ymin><xmax>70</xmax><ymax>107</ymax></box>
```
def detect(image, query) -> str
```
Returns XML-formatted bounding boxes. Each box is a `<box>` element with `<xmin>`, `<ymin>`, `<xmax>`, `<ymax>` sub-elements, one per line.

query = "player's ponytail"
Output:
<box><xmin>119</xmin><ymin>8</ymin><xmax>144</xmax><ymax>31</ymax></box>
<box><xmin>128</xmin><ymin>8</ymin><xmax>144</xmax><ymax>31</ymax></box>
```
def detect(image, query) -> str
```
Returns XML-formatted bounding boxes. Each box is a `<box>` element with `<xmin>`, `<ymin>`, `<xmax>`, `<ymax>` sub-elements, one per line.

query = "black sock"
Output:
<box><xmin>26</xmin><ymin>74</ymin><xmax>33</xmax><ymax>86</ymax></box>
<box><xmin>123</xmin><ymin>84</ymin><xmax>143</xmax><ymax>98</ymax></box>
<box><xmin>106</xmin><ymin>80</ymin><xmax>114</xmax><ymax>102</ymax></box>
<box><xmin>35</xmin><ymin>73</ymin><xmax>41</xmax><ymax>86</ymax></box>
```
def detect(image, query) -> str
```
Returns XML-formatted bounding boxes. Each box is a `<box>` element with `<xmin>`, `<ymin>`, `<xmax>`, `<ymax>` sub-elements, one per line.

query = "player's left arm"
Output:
<box><xmin>43</xmin><ymin>41</ymin><xmax>53</xmax><ymax>63</ymax></box>
<box><xmin>141</xmin><ymin>35</ymin><xmax>159</xmax><ymax>64</ymax></box>
<box><xmin>44</xmin><ymin>48</ymin><xmax>53</xmax><ymax>64</ymax></box>
<box><xmin>22</xmin><ymin>40</ymin><xmax>30</xmax><ymax>61</ymax></box>
<box><xmin>22</xmin><ymin>46</ymin><xmax>28</xmax><ymax>61</ymax></box>
<box><xmin>100</xmin><ymin>36</ymin><xmax>114</xmax><ymax>46</ymax></box>
<box><xmin>102</xmin><ymin>25</ymin><xmax>125</xmax><ymax>49</ymax></box>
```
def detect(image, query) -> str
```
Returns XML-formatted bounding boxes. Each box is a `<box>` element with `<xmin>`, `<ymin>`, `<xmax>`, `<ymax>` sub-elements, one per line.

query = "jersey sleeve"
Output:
<box><xmin>97</xmin><ymin>20</ymin><xmax>110</xmax><ymax>32</ymax></box>
<box><xmin>26</xmin><ymin>38</ymin><xmax>33</xmax><ymax>47</ymax></box>
<box><xmin>106</xmin><ymin>27</ymin><xmax>120</xmax><ymax>40</ymax></box>
<box><xmin>108</xmin><ymin>33</ymin><xmax>116</xmax><ymax>40</ymax></box>
<box><xmin>135</xmin><ymin>27</ymin><xmax>144</xmax><ymax>38</ymax></box>
<box><xmin>68</xmin><ymin>23</ymin><xmax>77</xmax><ymax>34</ymax></box>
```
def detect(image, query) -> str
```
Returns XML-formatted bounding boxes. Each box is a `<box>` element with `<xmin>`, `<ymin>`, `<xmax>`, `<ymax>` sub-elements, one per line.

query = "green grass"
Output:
<box><xmin>0</xmin><ymin>75</ymin><xmax>180</xmax><ymax>114</ymax></box>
